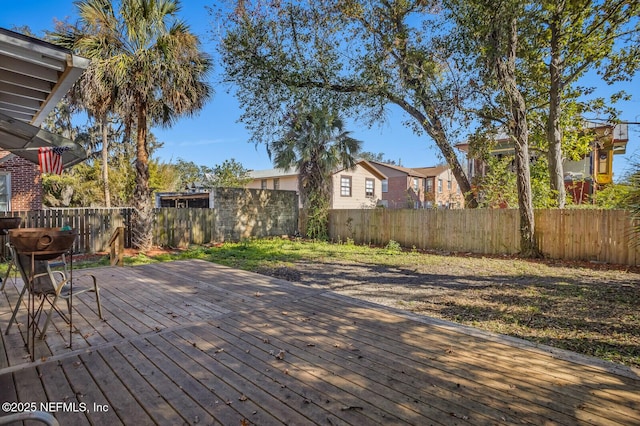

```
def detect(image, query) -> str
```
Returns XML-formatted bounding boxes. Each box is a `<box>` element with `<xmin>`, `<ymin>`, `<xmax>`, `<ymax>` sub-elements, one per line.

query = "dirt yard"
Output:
<box><xmin>257</xmin><ymin>254</ymin><xmax>640</xmax><ymax>367</ymax></box>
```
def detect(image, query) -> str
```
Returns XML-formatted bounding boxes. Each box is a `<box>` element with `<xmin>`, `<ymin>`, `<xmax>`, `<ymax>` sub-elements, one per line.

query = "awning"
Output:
<box><xmin>0</xmin><ymin>27</ymin><xmax>89</xmax><ymax>169</ymax></box>
<box><xmin>0</xmin><ymin>111</ymin><xmax>87</xmax><ymax>168</ymax></box>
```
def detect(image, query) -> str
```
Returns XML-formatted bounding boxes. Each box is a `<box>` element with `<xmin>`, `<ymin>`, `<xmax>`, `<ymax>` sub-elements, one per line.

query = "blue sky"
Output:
<box><xmin>2</xmin><ymin>0</ymin><xmax>638</xmax><ymax>180</ymax></box>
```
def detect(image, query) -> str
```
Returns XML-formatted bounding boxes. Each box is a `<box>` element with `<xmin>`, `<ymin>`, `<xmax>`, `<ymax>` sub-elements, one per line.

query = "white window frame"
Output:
<box><xmin>340</xmin><ymin>176</ymin><xmax>352</xmax><ymax>197</ymax></box>
<box><xmin>426</xmin><ymin>178</ymin><xmax>433</xmax><ymax>193</ymax></box>
<box><xmin>0</xmin><ymin>172</ymin><xmax>10</xmax><ymax>212</ymax></box>
<box><xmin>365</xmin><ymin>178</ymin><xmax>375</xmax><ymax>197</ymax></box>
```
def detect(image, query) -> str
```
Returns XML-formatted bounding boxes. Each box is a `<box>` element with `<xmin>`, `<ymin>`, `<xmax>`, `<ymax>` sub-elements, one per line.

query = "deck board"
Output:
<box><xmin>300</xmin><ymin>296</ymin><xmax>640</xmax><ymax>424</ymax></box>
<box><xmin>0</xmin><ymin>259</ymin><xmax>639</xmax><ymax>425</ymax></box>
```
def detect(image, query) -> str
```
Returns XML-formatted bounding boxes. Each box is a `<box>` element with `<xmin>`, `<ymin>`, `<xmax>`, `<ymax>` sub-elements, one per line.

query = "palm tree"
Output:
<box><xmin>271</xmin><ymin>107</ymin><xmax>362</xmax><ymax>239</ymax></box>
<box><xmin>58</xmin><ymin>0</ymin><xmax>212</xmax><ymax>249</ymax></box>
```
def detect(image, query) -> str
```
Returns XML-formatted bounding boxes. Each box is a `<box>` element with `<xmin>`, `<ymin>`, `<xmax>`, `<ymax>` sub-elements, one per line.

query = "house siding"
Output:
<box><xmin>247</xmin><ymin>162</ymin><xmax>384</xmax><ymax>209</ymax></box>
<box><xmin>372</xmin><ymin>163</ymin><xmax>426</xmax><ymax>209</ymax></box>
<box><xmin>246</xmin><ymin>175</ymin><xmax>298</xmax><ymax>192</ymax></box>
<box><xmin>0</xmin><ymin>152</ymin><xmax>42</xmax><ymax>211</ymax></box>
<box><xmin>331</xmin><ymin>164</ymin><xmax>381</xmax><ymax>209</ymax></box>
<box><xmin>431</xmin><ymin>169</ymin><xmax>462</xmax><ymax>208</ymax></box>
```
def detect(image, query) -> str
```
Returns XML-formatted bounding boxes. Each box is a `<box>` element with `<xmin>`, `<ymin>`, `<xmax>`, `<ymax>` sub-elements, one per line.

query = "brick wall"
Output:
<box><xmin>0</xmin><ymin>152</ymin><xmax>42</xmax><ymax>211</ymax></box>
<box><xmin>384</xmin><ymin>176</ymin><xmax>414</xmax><ymax>208</ymax></box>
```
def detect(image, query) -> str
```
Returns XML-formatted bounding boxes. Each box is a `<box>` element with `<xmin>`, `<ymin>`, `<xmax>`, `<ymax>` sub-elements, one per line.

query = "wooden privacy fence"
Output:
<box><xmin>329</xmin><ymin>209</ymin><xmax>640</xmax><ymax>266</ymax></box>
<box><xmin>0</xmin><ymin>208</ymin><xmax>215</xmax><ymax>256</ymax></box>
<box><xmin>153</xmin><ymin>207</ymin><xmax>215</xmax><ymax>247</ymax></box>
<box><xmin>535</xmin><ymin>209</ymin><xmax>639</xmax><ymax>266</ymax></box>
<box><xmin>2</xmin><ymin>207</ymin><xmax>637</xmax><ymax>266</ymax></box>
<box><xmin>0</xmin><ymin>195</ymin><xmax>297</xmax><ymax>256</ymax></box>
<box><xmin>0</xmin><ymin>208</ymin><xmax>131</xmax><ymax>255</ymax></box>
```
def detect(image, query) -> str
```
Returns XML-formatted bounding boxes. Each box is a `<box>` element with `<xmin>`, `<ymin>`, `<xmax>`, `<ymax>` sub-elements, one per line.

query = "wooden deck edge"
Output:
<box><xmin>318</xmin><ymin>291</ymin><xmax>640</xmax><ymax>381</ymax></box>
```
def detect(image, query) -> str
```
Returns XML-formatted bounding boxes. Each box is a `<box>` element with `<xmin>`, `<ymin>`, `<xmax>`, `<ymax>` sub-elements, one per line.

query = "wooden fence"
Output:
<box><xmin>0</xmin><ymin>208</ymin><xmax>215</xmax><ymax>256</ymax></box>
<box><xmin>1</xmin><ymin>208</ymin><xmax>131</xmax><ymax>255</ymax></box>
<box><xmin>153</xmin><ymin>208</ymin><xmax>215</xmax><ymax>247</ymax></box>
<box><xmin>534</xmin><ymin>209</ymin><xmax>639</xmax><ymax>266</ymax></box>
<box><xmin>1</xmin><ymin>207</ymin><xmax>637</xmax><ymax>266</ymax></box>
<box><xmin>329</xmin><ymin>209</ymin><xmax>640</xmax><ymax>266</ymax></box>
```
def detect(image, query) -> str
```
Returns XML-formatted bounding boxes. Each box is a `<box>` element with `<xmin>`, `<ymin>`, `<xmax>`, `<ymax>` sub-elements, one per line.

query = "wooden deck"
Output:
<box><xmin>0</xmin><ymin>259</ymin><xmax>639</xmax><ymax>425</ymax></box>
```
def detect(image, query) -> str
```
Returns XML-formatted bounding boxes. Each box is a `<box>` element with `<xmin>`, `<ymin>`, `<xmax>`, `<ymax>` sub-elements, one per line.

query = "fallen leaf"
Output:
<box><xmin>341</xmin><ymin>406</ymin><xmax>363</xmax><ymax>411</ymax></box>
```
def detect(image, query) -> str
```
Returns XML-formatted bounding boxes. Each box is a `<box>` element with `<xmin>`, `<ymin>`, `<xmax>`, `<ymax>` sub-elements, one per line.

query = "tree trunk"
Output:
<box><xmin>100</xmin><ymin>114</ymin><xmax>111</xmax><ymax>208</ymax></box>
<box><xmin>427</xmin><ymin>109</ymin><xmax>478</xmax><ymax>208</ymax></box>
<box><xmin>132</xmin><ymin>102</ymin><xmax>153</xmax><ymax>251</ymax></box>
<box><xmin>393</xmin><ymin>95</ymin><xmax>478</xmax><ymax>208</ymax></box>
<box><xmin>495</xmin><ymin>16</ymin><xmax>540</xmax><ymax>257</ymax></box>
<box><xmin>547</xmin><ymin>18</ymin><xmax>566</xmax><ymax>208</ymax></box>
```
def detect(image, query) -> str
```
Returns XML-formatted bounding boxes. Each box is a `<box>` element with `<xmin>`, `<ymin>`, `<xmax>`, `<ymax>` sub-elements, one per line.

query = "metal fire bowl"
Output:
<box><xmin>0</xmin><ymin>217</ymin><xmax>21</xmax><ymax>232</ymax></box>
<box><xmin>9</xmin><ymin>227</ymin><xmax>77</xmax><ymax>260</ymax></box>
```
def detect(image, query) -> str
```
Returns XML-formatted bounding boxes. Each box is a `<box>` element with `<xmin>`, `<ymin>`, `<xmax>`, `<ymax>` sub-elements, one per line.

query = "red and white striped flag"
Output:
<box><xmin>38</xmin><ymin>146</ymin><xmax>67</xmax><ymax>175</ymax></box>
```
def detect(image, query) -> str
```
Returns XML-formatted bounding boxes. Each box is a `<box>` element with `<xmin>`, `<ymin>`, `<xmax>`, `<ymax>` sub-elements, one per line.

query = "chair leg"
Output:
<box><xmin>5</xmin><ymin>284</ymin><xmax>27</xmax><ymax>335</ymax></box>
<box><xmin>0</xmin><ymin>261</ymin><xmax>13</xmax><ymax>292</ymax></box>
<box><xmin>89</xmin><ymin>275</ymin><xmax>103</xmax><ymax>320</ymax></box>
<box><xmin>39</xmin><ymin>293</ymin><xmax>63</xmax><ymax>339</ymax></box>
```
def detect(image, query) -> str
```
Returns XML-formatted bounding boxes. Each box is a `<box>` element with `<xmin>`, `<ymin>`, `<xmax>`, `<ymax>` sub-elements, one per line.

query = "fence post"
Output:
<box><xmin>108</xmin><ymin>226</ymin><xmax>125</xmax><ymax>266</ymax></box>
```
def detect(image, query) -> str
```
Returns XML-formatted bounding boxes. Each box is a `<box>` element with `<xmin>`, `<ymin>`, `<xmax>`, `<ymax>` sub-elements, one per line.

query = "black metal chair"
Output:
<box><xmin>4</xmin><ymin>244</ymin><xmax>103</xmax><ymax>339</ymax></box>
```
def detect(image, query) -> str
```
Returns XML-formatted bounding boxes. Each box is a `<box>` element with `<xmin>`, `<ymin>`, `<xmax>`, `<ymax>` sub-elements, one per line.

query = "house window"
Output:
<box><xmin>412</xmin><ymin>177</ymin><xmax>419</xmax><ymax>192</ymax></box>
<box><xmin>425</xmin><ymin>178</ymin><xmax>433</xmax><ymax>193</ymax></box>
<box><xmin>273</xmin><ymin>178</ymin><xmax>280</xmax><ymax>190</ymax></box>
<box><xmin>0</xmin><ymin>173</ymin><xmax>9</xmax><ymax>212</ymax></box>
<box><xmin>447</xmin><ymin>180</ymin><xmax>452</xmax><ymax>191</ymax></box>
<box><xmin>438</xmin><ymin>179</ymin><xmax>443</xmax><ymax>193</ymax></box>
<box><xmin>340</xmin><ymin>176</ymin><xmax>352</xmax><ymax>197</ymax></box>
<box><xmin>365</xmin><ymin>178</ymin><xmax>375</xmax><ymax>197</ymax></box>
<box><xmin>261</xmin><ymin>179</ymin><xmax>267</xmax><ymax>189</ymax></box>
<box><xmin>381</xmin><ymin>179</ymin><xmax>388</xmax><ymax>193</ymax></box>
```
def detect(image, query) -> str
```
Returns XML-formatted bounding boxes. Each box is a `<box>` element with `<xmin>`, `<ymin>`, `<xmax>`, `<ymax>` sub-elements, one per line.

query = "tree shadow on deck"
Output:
<box><xmin>255</xmin><ymin>259</ymin><xmax>640</xmax><ymax>368</ymax></box>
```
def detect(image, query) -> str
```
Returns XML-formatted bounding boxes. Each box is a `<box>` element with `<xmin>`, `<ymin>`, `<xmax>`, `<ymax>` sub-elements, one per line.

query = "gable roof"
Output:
<box><xmin>249</xmin><ymin>160</ymin><xmax>387</xmax><ymax>180</ymax></box>
<box><xmin>335</xmin><ymin>159</ymin><xmax>387</xmax><ymax>180</ymax></box>
<box><xmin>368</xmin><ymin>160</ymin><xmax>428</xmax><ymax>178</ymax></box>
<box><xmin>413</xmin><ymin>165</ymin><xmax>450</xmax><ymax>177</ymax></box>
